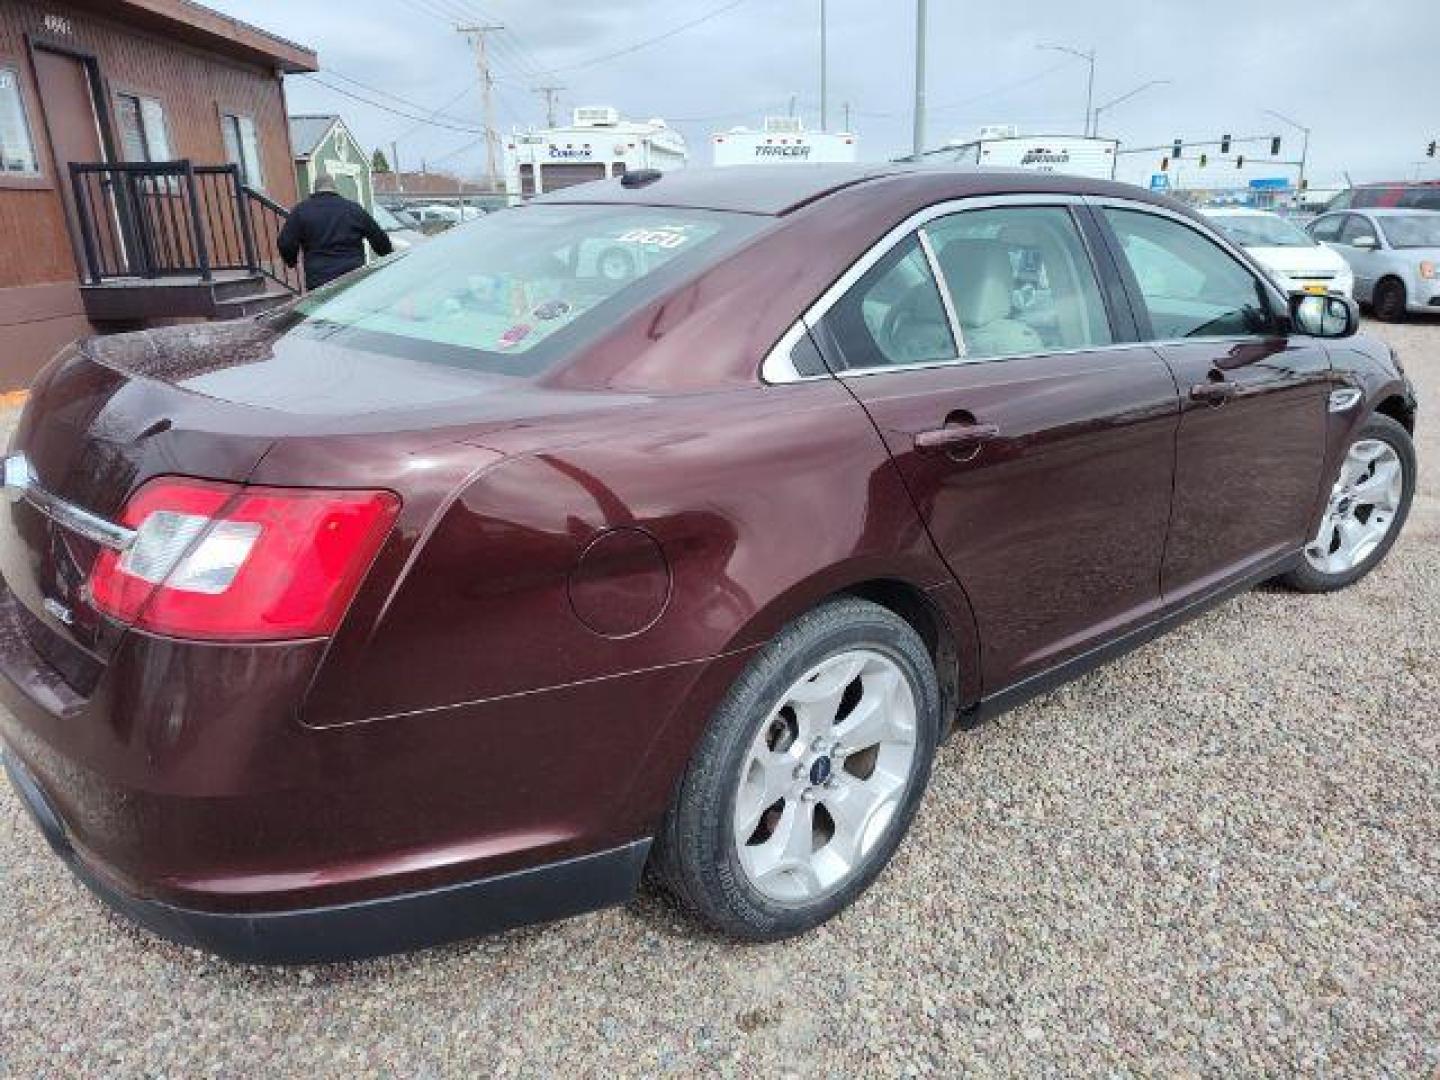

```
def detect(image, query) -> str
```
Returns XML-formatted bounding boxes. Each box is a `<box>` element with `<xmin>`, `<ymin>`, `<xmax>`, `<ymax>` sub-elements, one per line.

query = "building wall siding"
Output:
<box><xmin>0</xmin><ymin>0</ymin><xmax>302</xmax><ymax>386</ymax></box>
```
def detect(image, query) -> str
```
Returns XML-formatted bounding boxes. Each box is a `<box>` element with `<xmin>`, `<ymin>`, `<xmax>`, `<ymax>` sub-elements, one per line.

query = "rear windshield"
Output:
<box><xmin>268</xmin><ymin>204</ymin><xmax>765</xmax><ymax>375</ymax></box>
<box><xmin>1379</xmin><ymin>214</ymin><xmax>1440</xmax><ymax>249</ymax></box>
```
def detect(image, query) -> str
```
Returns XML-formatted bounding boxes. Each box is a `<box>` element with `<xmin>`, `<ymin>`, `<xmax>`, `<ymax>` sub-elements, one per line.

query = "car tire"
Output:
<box><xmin>653</xmin><ymin>597</ymin><xmax>942</xmax><ymax>941</ymax></box>
<box><xmin>1372</xmin><ymin>277</ymin><xmax>1408</xmax><ymax>322</ymax></box>
<box><xmin>1277</xmin><ymin>413</ymin><xmax>1415</xmax><ymax>593</ymax></box>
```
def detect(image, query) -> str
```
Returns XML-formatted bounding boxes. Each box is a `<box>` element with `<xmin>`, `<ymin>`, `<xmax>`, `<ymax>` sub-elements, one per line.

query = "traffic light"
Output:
<box><xmin>1172</xmin><ymin>139</ymin><xmax>1183</xmax><ymax>159</ymax></box>
<box><xmin>1160</xmin><ymin>156</ymin><xmax>1170</xmax><ymax>171</ymax></box>
<box><xmin>1270</xmin><ymin>136</ymin><xmax>1282</xmax><ymax>155</ymax></box>
<box><xmin>1199</xmin><ymin>152</ymin><xmax>1208</xmax><ymax>167</ymax></box>
<box><xmin>1236</xmin><ymin>154</ymin><xmax>1245</xmax><ymax>169</ymax></box>
<box><xmin>1429</xmin><ymin>140</ymin><xmax>1438</xmax><ymax>158</ymax></box>
<box><xmin>1220</xmin><ymin>134</ymin><xmax>1231</xmax><ymax>153</ymax></box>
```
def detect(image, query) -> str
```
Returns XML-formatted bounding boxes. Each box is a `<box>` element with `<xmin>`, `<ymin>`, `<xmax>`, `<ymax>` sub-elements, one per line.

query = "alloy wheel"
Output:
<box><xmin>1305</xmin><ymin>438</ymin><xmax>1405</xmax><ymax>574</ymax></box>
<box><xmin>733</xmin><ymin>649</ymin><xmax>918</xmax><ymax>903</ymax></box>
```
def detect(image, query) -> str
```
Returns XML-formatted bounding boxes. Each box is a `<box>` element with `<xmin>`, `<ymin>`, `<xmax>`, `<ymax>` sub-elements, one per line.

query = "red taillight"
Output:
<box><xmin>89</xmin><ymin>478</ymin><xmax>400</xmax><ymax>641</ymax></box>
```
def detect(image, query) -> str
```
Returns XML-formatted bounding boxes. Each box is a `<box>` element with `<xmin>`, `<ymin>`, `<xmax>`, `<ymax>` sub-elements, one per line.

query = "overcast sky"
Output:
<box><xmin>210</xmin><ymin>0</ymin><xmax>1439</xmax><ymax>190</ymax></box>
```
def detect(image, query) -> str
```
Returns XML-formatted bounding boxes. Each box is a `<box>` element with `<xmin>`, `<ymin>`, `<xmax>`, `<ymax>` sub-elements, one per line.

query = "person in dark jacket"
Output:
<box><xmin>277</xmin><ymin>174</ymin><xmax>393</xmax><ymax>290</ymax></box>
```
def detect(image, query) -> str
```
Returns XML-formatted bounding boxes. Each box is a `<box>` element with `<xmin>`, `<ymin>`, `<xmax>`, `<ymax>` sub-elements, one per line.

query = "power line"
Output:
<box><xmin>300</xmin><ymin>74</ymin><xmax>484</xmax><ymax>134</ymax></box>
<box><xmin>389</xmin><ymin>79</ymin><xmax>480</xmax><ymax>144</ymax></box>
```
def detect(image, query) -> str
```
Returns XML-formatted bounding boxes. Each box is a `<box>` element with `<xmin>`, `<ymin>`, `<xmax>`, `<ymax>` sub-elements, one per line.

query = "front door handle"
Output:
<box><xmin>1189</xmin><ymin>379</ymin><xmax>1240</xmax><ymax>403</ymax></box>
<box><xmin>914</xmin><ymin>420</ymin><xmax>1001</xmax><ymax>452</ymax></box>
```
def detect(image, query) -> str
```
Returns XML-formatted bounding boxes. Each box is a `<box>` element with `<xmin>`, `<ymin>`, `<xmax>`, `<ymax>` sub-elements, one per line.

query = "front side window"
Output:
<box><xmin>812</xmin><ymin>234</ymin><xmax>956</xmax><ymax>371</ymax></box>
<box><xmin>0</xmin><ymin>65</ymin><xmax>40</xmax><ymax>177</ymax></box>
<box><xmin>115</xmin><ymin>93</ymin><xmax>171</xmax><ymax>162</ymax></box>
<box><xmin>927</xmin><ymin>206</ymin><xmax>1113</xmax><ymax>359</ymax></box>
<box><xmin>1308</xmin><ymin>215</ymin><xmax>1344</xmax><ymax>242</ymax></box>
<box><xmin>271</xmin><ymin>204</ymin><xmax>763</xmax><ymax>376</ymax></box>
<box><xmin>1337</xmin><ymin>215</ymin><xmax>1377</xmax><ymax>247</ymax></box>
<box><xmin>222</xmin><ymin>113</ymin><xmax>265</xmax><ymax>189</ymax></box>
<box><xmin>1104</xmin><ymin>208</ymin><xmax>1276</xmax><ymax>340</ymax></box>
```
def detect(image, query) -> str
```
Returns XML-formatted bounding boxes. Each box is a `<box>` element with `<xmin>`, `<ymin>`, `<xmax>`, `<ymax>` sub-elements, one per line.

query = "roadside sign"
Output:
<box><xmin>1149</xmin><ymin>173</ymin><xmax>1170</xmax><ymax>192</ymax></box>
<box><xmin>1248</xmin><ymin>177</ymin><xmax>1291</xmax><ymax>191</ymax></box>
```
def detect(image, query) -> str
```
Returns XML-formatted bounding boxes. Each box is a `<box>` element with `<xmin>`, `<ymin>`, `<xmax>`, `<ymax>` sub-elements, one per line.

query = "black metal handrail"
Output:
<box><xmin>68</xmin><ymin>160</ymin><xmax>301</xmax><ymax>296</ymax></box>
<box><xmin>240</xmin><ymin>185</ymin><xmax>303</xmax><ymax>295</ymax></box>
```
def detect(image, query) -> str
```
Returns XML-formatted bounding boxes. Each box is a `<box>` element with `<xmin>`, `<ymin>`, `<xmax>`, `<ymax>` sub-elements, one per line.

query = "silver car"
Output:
<box><xmin>1307</xmin><ymin>208</ymin><xmax>1440</xmax><ymax>321</ymax></box>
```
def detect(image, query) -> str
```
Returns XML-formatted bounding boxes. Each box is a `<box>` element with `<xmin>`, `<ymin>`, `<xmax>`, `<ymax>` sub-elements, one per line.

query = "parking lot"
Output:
<box><xmin>0</xmin><ymin>318</ymin><xmax>1434</xmax><ymax>1077</ymax></box>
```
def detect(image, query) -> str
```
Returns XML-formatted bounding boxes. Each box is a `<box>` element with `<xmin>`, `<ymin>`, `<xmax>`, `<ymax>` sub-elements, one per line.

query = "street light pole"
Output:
<box><xmin>1264</xmin><ymin>108</ymin><xmax>1311</xmax><ymax>193</ymax></box>
<box><xmin>820</xmin><ymin>0</ymin><xmax>828</xmax><ymax>131</ymax></box>
<box><xmin>911</xmin><ymin>0</ymin><xmax>927</xmax><ymax>160</ymax></box>
<box><xmin>1038</xmin><ymin>43</ymin><xmax>1096</xmax><ymax>136</ymax></box>
<box><xmin>1090</xmin><ymin>79</ymin><xmax>1171</xmax><ymax>137</ymax></box>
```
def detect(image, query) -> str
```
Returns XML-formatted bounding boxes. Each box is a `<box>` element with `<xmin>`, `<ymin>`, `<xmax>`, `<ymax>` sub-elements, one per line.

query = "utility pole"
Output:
<box><xmin>390</xmin><ymin>141</ymin><xmax>401</xmax><ymax>189</ymax></box>
<box><xmin>819</xmin><ymin>0</ymin><xmax>828</xmax><ymax>131</ymax></box>
<box><xmin>533</xmin><ymin>84</ymin><xmax>564</xmax><ymax>128</ymax></box>
<box><xmin>843</xmin><ymin>101</ymin><xmax>851</xmax><ymax>133</ymax></box>
<box><xmin>911</xmin><ymin>0</ymin><xmax>927</xmax><ymax>160</ymax></box>
<box><xmin>457</xmin><ymin>23</ymin><xmax>504</xmax><ymax>193</ymax></box>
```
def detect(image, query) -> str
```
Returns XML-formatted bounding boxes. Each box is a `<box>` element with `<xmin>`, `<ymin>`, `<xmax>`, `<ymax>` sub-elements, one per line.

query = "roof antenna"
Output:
<box><xmin>621</xmin><ymin>169</ymin><xmax>662</xmax><ymax>188</ymax></box>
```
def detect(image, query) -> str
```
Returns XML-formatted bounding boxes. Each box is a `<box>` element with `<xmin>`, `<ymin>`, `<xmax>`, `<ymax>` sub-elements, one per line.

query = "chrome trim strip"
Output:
<box><xmin>2</xmin><ymin>454</ymin><xmax>136</xmax><ymax>552</ymax></box>
<box><xmin>761</xmin><ymin>193</ymin><xmax>1089</xmax><ymax>384</ymax></box>
<box><xmin>916</xmin><ymin>227</ymin><xmax>967</xmax><ymax>360</ymax></box>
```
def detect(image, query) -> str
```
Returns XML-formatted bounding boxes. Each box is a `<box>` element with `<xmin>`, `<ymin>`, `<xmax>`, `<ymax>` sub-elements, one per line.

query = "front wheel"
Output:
<box><xmin>1278</xmin><ymin>413</ymin><xmax>1415</xmax><ymax>593</ymax></box>
<box><xmin>1373</xmin><ymin>277</ymin><xmax>1408</xmax><ymax>322</ymax></box>
<box><xmin>653</xmin><ymin>598</ymin><xmax>941</xmax><ymax>941</ymax></box>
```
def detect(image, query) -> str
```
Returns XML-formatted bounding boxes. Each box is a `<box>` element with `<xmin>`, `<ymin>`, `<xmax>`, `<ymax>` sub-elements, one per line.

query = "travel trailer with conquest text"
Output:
<box><xmin>504</xmin><ymin>107</ymin><xmax>687</xmax><ymax>198</ymax></box>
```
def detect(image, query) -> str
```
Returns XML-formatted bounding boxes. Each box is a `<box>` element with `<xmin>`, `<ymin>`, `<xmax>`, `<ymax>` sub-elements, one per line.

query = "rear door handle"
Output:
<box><xmin>914</xmin><ymin>421</ymin><xmax>1001</xmax><ymax>452</ymax></box>
<box><xmin>1189</xmin><ymin>380</ymin><xmax>1240</xmax><ymax>403</ymax></box>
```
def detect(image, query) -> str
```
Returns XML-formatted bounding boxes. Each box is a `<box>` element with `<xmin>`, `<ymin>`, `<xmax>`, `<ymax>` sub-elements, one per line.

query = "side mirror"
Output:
<box><xmin>1291</xmin><ymin>292</ymin><xmax>1360</xmax><ymax>339</ymax></box>
<box><xmin>1351</xmin><ymin>234</ymin><xmax>1379</xmax><ymax>250</ymax></box>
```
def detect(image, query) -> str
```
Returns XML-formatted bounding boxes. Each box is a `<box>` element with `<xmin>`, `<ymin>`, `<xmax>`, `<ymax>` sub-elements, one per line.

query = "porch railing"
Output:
<box><xmin>69</xmin><ymin>161</ymin><xmax>302</xmax><ymax>295</ymax></box>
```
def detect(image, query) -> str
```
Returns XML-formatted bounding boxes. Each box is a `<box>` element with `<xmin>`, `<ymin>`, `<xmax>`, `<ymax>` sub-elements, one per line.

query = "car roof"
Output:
<box><xmin>1202</xmin><ymin>208</ymin><xmax>1275</xmax><ymax>216</ymax></box>
<box><xmin>530</xmin><ymin>163</ymin><xmax>1158</xmax><ymax>217</ymax></box>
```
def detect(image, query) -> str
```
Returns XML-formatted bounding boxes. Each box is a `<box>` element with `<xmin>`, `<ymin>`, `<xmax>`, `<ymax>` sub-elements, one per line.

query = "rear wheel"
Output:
<box><xmin>1373</xmin><ymin>277</ymin><xmax>1408</xmax><ymax>322</ymax></box>
<box><xmin>1278</xmin><ymin>413</ymin><xmax>1415</xmax><ymax>592</ymax></box>
<box><xmin>654</xmin><ymin>598</ymin><xmax>941</xmax><ymax>940</ymax></box>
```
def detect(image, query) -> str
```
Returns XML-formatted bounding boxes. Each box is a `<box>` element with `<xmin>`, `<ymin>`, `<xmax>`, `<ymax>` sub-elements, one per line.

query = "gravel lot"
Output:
<box><xmin>1</xmin><ymin>320</ymin><xmax>1436</xmax><ymax>1077</ymax></box>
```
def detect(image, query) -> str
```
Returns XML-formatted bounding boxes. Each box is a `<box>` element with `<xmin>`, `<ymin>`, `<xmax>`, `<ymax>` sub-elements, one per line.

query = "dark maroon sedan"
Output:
<box><xmin>0</xmin><ymin>166</ymin><xmax>1418</xmax><ymax>962</ymax></box>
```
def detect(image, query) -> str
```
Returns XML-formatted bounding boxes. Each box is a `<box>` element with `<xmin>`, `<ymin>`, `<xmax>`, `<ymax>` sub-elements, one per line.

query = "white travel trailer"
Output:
<box><xmin>942</xmin><ymin>133</ymin><xmax>1119</xmax><ymax>180</ymax></box>
<box><xmin>712</xmin><ymin>116</ymin><xmax>858</xmax><ymax>167</ymax></box>
<box><xmin>503</xmin><ymin>106</ymin><xmax>687</xmax><ymax>199</ymax></box>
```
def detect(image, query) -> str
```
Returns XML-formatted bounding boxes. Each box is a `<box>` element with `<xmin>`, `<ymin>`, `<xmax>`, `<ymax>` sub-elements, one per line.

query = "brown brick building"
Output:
<box><xmin>0</xmin><ymin>0</ymin><xmax>317</xmax><ymax>387</ymax></box>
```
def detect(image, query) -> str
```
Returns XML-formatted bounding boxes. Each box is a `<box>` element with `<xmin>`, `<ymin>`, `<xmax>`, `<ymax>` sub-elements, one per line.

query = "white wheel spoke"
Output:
<box><xmin>821</xmin><ymin>773</ymin><xmax>904</xmax><ymax>873</ymax></box>
<box><xmin>734</xmin><ymin>750</ymin><xmax>797</xmax><ymax>844</ymax></box>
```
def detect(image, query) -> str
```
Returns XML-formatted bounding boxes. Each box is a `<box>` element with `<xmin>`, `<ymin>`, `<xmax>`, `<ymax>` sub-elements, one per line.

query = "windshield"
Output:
<box><xmin>1209</xmin><ymin>213</ymin><xmax>1315</xmax><ymax>249</ymax></box>
<box><xmin>372</xmin><ymin>203</ymin><xmax>405</xmax><ymax>231</ymax></box>
<box><xmin>1379</xmin><ymin>214</ymin><xmax>1440</xmax><ymax>249</ymax></box>
<box><xmin>269</xmin><ymin>204</ymin><xmax>765</xmax><ymax>376</ymax></box>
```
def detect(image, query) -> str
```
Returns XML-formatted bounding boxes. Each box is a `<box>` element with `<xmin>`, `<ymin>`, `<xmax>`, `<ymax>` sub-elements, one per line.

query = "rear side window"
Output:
<box><xmin>813</xmin><ymin>234</ymin><xmax>956</xmax><ymax>371</ymax></box>
<box><xmin>275</xmin><ymin>205</ymin><xmax>764</xmax><ymax>376</ymax></box>
<box><xmin>926</xmin><ymin>206</ymin><xmax>1112</xmax><ymax>359</ymax></box>
<box><xmin>1104</xmin><ymin>209</ymin><xmax>1276</xmax><ymax>340</ymax></box>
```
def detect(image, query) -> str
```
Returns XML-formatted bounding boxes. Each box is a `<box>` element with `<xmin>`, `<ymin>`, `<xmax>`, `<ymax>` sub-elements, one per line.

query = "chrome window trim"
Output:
<box><xmin>916</xmin><ymin>227</ymin><xmax>967</xmax><ymax>360</ymax></box>
<box><xmin>760</xmin><ymin>193</ymin><xmax>1088</xmax><ymax>384</ymax></box>
<box><xmin>1087</xmin><ymin>194</ymin><xmax>1293</xmax><ymax>315</ymax></box>
<box><xmin>1</xmin><ymin>454</ymin><xmax>135</xmax><ymax>552</ymax></box>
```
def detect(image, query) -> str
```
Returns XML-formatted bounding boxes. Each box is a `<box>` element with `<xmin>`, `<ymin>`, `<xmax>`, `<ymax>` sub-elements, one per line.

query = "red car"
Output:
<box><xmin>1</xmin><ymin>166</ymin><xmax>1418</xmax><ymax>962</ymax></box>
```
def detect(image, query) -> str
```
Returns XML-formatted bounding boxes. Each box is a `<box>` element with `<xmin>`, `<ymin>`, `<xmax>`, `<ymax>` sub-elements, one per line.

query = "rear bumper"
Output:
<box><xmin>5</xmin><ymin>749</ymin><xmax>649</xmax><ymax>964</ymax></box>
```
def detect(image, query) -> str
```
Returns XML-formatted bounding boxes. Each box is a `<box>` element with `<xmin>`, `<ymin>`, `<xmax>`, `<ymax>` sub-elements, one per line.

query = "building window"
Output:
<box><xmin>114</xmin><ymin>93</ymin><xmax>172</xmax><ymax>162</ymax></box>
<box><xmin>0</xmin><ymin>65</ymin><xmax>41</xmax><ymax>177</ymax></box>
<box><xmin>221</xmin><ymin>113</ymin><xmax>265</xmax><ymax>190</ymax></box>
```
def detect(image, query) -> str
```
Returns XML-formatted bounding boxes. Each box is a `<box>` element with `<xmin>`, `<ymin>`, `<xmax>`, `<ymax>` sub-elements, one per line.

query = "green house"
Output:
<box><xmin>290</xmin><ymin>114</ymin><xmax>374</xmax><ymax>211</ymax></box>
